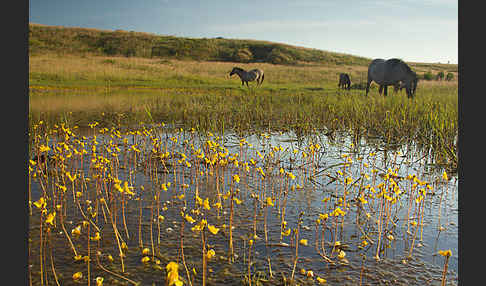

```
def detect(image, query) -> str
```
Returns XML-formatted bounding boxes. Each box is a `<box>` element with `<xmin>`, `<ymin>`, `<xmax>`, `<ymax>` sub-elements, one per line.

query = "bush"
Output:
<box><xmin>233</xmin><ymin>48</ymin><xmax>253</xmax><ymax>63</ymax></box>
<box><xmin>446</xmin><ymin>72</ymin><xmax>454</xmax><ymax>81</ymax></box>
<box><xmin>436</xmin><ymin>71</ymin><xmax>445</xmax><ymax>80</ymax></box>
<box><xmin>267</xmin><ymin>48</ymin><xmax>294</xmax><ymax>65</ymax></box>
<box><xmin>423</xmin><ymin>72</ymin><xmax>434</xmax><ymax>81</ymax></box>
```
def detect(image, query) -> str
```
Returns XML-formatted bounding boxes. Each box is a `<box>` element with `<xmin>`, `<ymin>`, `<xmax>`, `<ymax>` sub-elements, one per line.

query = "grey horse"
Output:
<box><xmin>366</xmin><ymin>59</ymin><xmax>418</xmax><ymax>98</ymax></box>
<box><xmin>229</xmin><ymin>67</ymin><xmax>264</xmax><ymax>87</ymax></box>
<box><xmin>338</xmin><ymin>73</ymin><xmax>351</xmax><ymax>90</ymax></box>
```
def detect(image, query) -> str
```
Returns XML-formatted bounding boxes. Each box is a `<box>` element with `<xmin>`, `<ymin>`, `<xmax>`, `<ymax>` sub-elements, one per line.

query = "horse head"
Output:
<box><xmin>404</xmin><ymin>71</ymin><xmax>418</xmax><ymax>98</ymax></box>
<box><xmin>229</xmin><ymin>67</ymin><xmax>241</xmax><ymax>77</ymax></box>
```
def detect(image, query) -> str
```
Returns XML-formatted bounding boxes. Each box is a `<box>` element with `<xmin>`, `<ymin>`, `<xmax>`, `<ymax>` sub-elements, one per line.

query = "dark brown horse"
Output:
<box><xmin>338</xmin><ymin>73</ymin><xmax>351</xmax><ymax>90</ymax></box>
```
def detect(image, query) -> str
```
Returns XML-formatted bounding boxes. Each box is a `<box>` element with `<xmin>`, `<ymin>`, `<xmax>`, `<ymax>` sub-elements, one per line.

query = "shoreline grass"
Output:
<box><xmin>29</xmin><ymin>53</ymin><xmax>458</xmax><ymax>170</ymax></box>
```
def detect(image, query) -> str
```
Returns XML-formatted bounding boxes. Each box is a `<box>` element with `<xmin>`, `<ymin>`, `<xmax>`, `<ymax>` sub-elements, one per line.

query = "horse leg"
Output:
<box><xmin>406</xmin><ymin>87</ymin><xmax>412</xmax><ymax>98</ymax></box>
<box><xmin>378</xmin><ymin>85</ymin><xmax>383</xmax><ymax>95</ymax></box>
<box><xmin>366</xmin><ymin>79</ymin><xmax>372</xmax><ymax>96</ymax></box>
<box><xmin>383</xmin><ymin>85</ymin><xmax>388</xmax><ymax>96</ymax></box>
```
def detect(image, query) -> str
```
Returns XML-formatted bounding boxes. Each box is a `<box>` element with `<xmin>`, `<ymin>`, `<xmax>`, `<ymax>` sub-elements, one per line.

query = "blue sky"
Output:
<box><xmin>29</xmin><ymin>0</ymin><xmax>458</xmax><ymax>64</ymax></box>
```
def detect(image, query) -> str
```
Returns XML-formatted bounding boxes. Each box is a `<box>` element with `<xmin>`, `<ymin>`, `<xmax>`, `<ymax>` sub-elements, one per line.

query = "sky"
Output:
<box><xmin>29</xmin><ymin>0</ymin><xmax>458</xmax><ymax>64</ymax></box>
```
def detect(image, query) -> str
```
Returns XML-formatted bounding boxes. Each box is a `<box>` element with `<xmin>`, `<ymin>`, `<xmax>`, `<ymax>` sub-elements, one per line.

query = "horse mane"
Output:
<box><xmin>388</xmin><ymin>58</ymin><xmax>413</xmax><ymax>74</ymax></box>
<box><xmin>232</xmin><ymin>67</ymin><xmax>244</xmax><ymax>72</ymax></box>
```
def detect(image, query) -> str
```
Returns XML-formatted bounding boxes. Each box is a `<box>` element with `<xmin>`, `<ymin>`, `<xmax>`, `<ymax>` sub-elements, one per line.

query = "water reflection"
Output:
<box><xmin>28</xmin><ymin>125</ymin><xmax>458</xmax><ymax>285</ymax></box>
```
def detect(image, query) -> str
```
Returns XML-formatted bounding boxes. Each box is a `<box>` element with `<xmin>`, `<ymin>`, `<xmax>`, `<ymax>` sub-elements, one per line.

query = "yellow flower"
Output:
<box><xmin>266</xmin><ymin>197</ymin><xmax>274</xmax><ymax>207</ymax></box>
<box><xmin>141</xmin><ymin>256</ymin><xmax>150</xmax><ymax>263</ymax></box>
<box><xmin>207</xmin><ymin>224</ymin><xmax>220</xmax><ymax>235</ymax></box>
<box><xmin>95</xmin><ymin>277</ymin><xmax>104</xmax><ymax>286</ymax></box>
<box><xmin>213</xmin><ymin>202</ymin><xmax>222</xmax><ymax>209</ymax></box>
<box><xmin>166</xmin><ymin>261</ymin><xmax>179</xmax><ymax>273</ymax></box>
<box><xmin>177</xmin><ymin>194</ymin><xmax>185</xmax><ymax>200</ymax></box>
<box><xmin>287</xmin><ymin>172</ymin><xmax>296</xmax><ymax>180</ymax></box>
<box><xmin>122</xmin><ymin>181</ymin><xmax>135</xmax><ymax>195</ymax></box>
<box><xmin>319</xmin><ymin>213</ymin><xmax>329</xmax><ymax>221</ymax></box>
<box><xmin>66</xmin><ymin>171</ymin><xmax>77</xmax><ymax>182</ymax></box>
<box><xmin>233</xmin><ymin>174</ymin><xmax>240</xmax><ymax>183</ymax></box>
<box><xmin>34</xmin><ymin>197</ymin><xmax>46</xmax><ymax>209</ymax></box>
<box><xmin>39</xmin><ymin>145</ymin><xmax>51</xmax><ymax>153</ymax></box>
<box><xmin>185</xmin><ymin>214</ymin><xmax>196</xmax><ymax>224</ymax></box>
<box><xmin>358</xmin><ymin>196</ymin><xmax>368</xmax><ymax>204</ymax></box>
<box><xmin>316</xmin><ymin>276</ymin><xmax>327</xmax><ymax>284</ymax></box>
<box><xmin>203</xmin><ymin>198</ymin><xmax>211</xmax><ymax>210</ymax></box>
<box><xmin>131</xmin><ymin>145</ymin><xmax>141</xmax><ymax>153</ymax></box>
<box><xmin>206</xmin><ymin>249</ymin><xmax>216</xmax><ymax>260</ymax></box>
<box><xmin>114</xmin><ymin>183</ymin><xmax>123</xmax><ymax>193</ymax></box>
<box><xmin>142</xmin><ymin>248</ymin><xmax>151</xmax><ymax>255</ymax></box>
<box><xmin>387</xmin><ymin>234</ymin><xmax>394</xmax><ymax>241</ymax></box>
<box><xmin>91</xmin><ymin>232</ymin><xmax>101</xmax><ymax>241</ymax></box>
<box><xmin>191</xmin><ymin>219</ymin><xmax>207</xmax><ymax>232</ymax></box>
<box><xmin>442</xmin><ymin>171</ymin><xmax>448</xmax><ymax>181</ymax></box>
<box><xmin>337</xmin><ymin>250</ymin><xmax>346</xmax><ymax>260</ymax></box>
<box><xmin>438</xmin><ymin>249</ymin><xmax>452</xmax><ymax>257</ymax></box>
<box><xmin>195</xmin><ymin>194</ymin><xmax>203</xmax><ymax>205</ymax></box>
<box><xmin>300</xmin><ymin>268</ymin><xmax>306</xmax><ymax>275</ymax></box>
<box><xmin>74</xmin><ymin>255</ymin><xmax>83</xmax><ymax>261</ymax></box>
<box><xmin>361</xmin><ymin>240</ymin><xmax>369</xmax><ymax>247</ymax></box>
<box><xmin>166</xmin><ymin>262</ymin><xmax>183</xmax><ymax>286</ymax></box>
<box><xmin>306</xmin><ymin>270</ymin><xmax>314</xmax><ymax>278</ymax></box>
<box><xmin>45</xmin><ymin>212</ymin><xmax>56</xmax><ymax>225</ymax></box>
<box><xmin>72</xmin><ymin>225</ymin><xmax>82</xmax><ymax>236</ymax></box>
<box><xmin>299</xmin><ymin>239</ymin><xmax>308</xmax><ymax>246</ymax></box>
<box><xmin>331</xmin><ymin>207</ymin><xmax>346</xmax><ymax>217</ymax></box>
<box><xmin>282</xmin><ymin>228</ymin><xmax>291</xmax><ymax>236</ymax></box>
<box><xmin>158</xmin><ymin>215</ymin><xmax>165</xmax><ymax>221</ymax></box>
<box><xmin>72</xmin><ymin>272</ymin><xmax>83</xmax><ymax>280</ymax></box>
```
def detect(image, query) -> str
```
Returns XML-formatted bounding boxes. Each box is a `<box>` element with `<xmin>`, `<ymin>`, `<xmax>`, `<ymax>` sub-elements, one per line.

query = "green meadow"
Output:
<box><xmin>29</xmin><ymin>50</ymin><xmax>457</xmax><ymax>170</ymax></box>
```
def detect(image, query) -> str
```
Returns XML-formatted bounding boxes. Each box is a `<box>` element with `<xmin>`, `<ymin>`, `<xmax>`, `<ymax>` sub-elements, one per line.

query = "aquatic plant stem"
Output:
<box><xmin>441</xmin><ymin>254</ymin><xmax>450</xmax><ymax>286</ymax></box>
<box><xmin>179</xmin><ymin>218</ymin><xmax>193</xmax><ymax>286</ymax></box>
<box><xmin>202</xmin><ymin>228</ymin><xmax>207</xmax><ymax>286</ymax></box>
<box><xmin>229</xmin><ymin>184</ymin><xmax>235</xmax><ymax>262</ymax></box>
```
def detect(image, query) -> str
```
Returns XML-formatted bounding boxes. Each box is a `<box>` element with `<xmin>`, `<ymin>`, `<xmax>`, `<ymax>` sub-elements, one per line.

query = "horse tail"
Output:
<box><xmin>260</xmin><ymin>73</ymin><xmax>264</xmax><ymax>85</ymax></box>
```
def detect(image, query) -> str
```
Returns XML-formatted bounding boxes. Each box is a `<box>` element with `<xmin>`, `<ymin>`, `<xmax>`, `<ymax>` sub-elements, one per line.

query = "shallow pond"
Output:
<box><xmin>28</xmin><ymin>124</ymin><xmax>457</xmax><ymax>285</ymax></box>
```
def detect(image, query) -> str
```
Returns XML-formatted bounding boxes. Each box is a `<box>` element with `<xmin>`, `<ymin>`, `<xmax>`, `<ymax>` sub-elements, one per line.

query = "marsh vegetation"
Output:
<box><xmin>28</xmin><ymin>24</ymin><xmax>458</xmax><ymax>286</ymax></box>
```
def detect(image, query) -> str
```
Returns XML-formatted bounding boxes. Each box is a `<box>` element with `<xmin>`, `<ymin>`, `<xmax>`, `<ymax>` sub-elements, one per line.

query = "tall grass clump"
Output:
<box><xmin>29</xmin><ymin>85</ymin><xmax>457</xmax><ymax>170</ymax></box>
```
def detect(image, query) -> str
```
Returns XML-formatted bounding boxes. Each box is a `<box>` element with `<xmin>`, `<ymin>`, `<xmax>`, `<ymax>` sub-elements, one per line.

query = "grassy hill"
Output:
<box><xmin>29</xmin><ymin>23</ymin><xmax>373</xmax><ymax>66</ymax></box>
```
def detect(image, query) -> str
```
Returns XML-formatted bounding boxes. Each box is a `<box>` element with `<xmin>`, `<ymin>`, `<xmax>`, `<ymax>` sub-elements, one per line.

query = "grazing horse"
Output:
<box><xmin>366</xmin><ymin>59</ymin><xmax>418</xmax><ymax>98</ymax></box>
<box><xmin>338</xmin><ymin>73</ymin><xmax>351</xmax><ymax>90</ymax></box>
<box><xmin>229</xmin><ymin>67</ymin><xmax>264</xmax><ymax>87</ymax></box>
